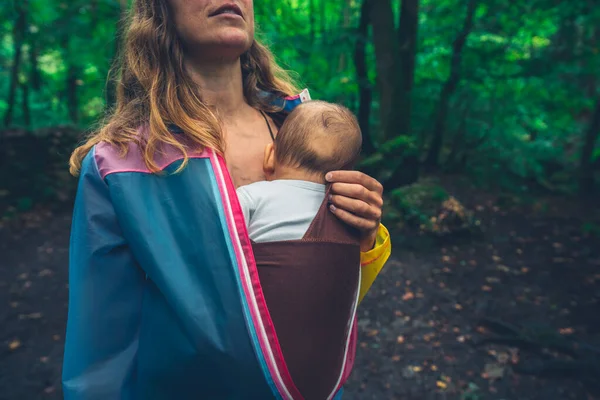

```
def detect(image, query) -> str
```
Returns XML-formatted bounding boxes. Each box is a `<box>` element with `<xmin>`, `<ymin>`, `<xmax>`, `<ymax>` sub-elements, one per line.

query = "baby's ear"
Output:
<box><xmin>263</xmin><ymin>143</ymin><xmax>276</xmax><ymax>177</ymax></box>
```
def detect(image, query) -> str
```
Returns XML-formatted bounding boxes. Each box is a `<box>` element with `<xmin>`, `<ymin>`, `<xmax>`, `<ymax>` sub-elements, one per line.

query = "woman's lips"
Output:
<box><xmin>209</xmin><ymin>4</ymin><xmax>243</xmax><ymax>19</ymax></box>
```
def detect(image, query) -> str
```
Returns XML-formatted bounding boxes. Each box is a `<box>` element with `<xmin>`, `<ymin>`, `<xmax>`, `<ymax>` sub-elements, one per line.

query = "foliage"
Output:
<box><xmin>0</xmin><ymin>128</ymin><xmax>79</xmax><ymax>220</ymax></box>
<box><xmin>0</xmin><ymin>0</ymin><xmax>599</xmax><ymax>215</ymax></box>
<box><xmin>384</xmin><ymin>178</ymin><xmax>481</xmax><ymax>237</ymax></box>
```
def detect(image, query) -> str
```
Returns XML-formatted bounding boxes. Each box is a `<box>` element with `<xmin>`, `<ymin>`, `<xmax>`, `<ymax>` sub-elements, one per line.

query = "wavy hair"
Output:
<box><xmin>69</xmin><ymin>0</ymin><xmax>299</xmax><ymax>176</ymax></box>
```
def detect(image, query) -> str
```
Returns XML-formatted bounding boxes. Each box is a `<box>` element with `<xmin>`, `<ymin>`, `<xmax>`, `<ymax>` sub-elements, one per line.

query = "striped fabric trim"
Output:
<box><xmin>209</xmin><ymin>150</ymin><xmax>302</xmax><ymax>400</ymax></box>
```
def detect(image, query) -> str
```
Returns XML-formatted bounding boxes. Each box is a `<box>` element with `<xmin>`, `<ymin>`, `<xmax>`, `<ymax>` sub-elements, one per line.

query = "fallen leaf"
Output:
<box><xmin>8</xmin><ymin>340</ymin><xmax>21</xmax><ymax>350</ymax></box>
<box><xmin>392</xmin><ymin>355</ymin><xmax>401</xmax><ymax>362</ymax></box>
<box><xmin>559</xmin><ymin>327</ymin><xmax>575</xmax><ymax>335</ymax></box>
<box><xmin>492</xmin><ymin>255</ymin><xmax>502</xmax><ymax>262</ymax></box>
<box><xmin>482</xmin><ymin>285</ymin><xmax>492</xmax><ymax>292</ymax></box>
<box><xmin>430</xmin><ymin>365</ymin><xmax>438</xmax><ymax>371</ymax></box>
<box><xmin>402</xmin><ymin>291</ymin><xmax>415</xmax><ymax>301</ymax></box>
<box><xmin>366</xmin><ymin>329</ymin><xmax>379</xmax><ymax>337</ymax></box>
<box><xmin>396</xmin><ymin>335</ymin><xmax>405</xmax><ymax>344</ymax></box>
<box><xmin>412</xmin><ymin>366</ymin><xmax>422</xmax><ymax>372</ymax></box>
<box><xmin>454</xmin><ymin>304</ymin><xmax>463</xmax><ymax>310</ymax></box>
<box><xmin>436</xmin><ymin>380</ymin><xmax>447</xmax><ymax>390</ymax></box>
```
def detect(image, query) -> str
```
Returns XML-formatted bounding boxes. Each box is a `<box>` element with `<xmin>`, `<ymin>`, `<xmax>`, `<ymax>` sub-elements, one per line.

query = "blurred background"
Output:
<box><xmin>1</xmin><ymin>0</ymin><xmax>599</xmax><ymax>399</ymax></box>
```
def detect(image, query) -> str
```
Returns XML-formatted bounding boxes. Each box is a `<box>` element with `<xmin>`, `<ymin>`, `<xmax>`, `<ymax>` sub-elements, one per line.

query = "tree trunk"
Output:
<box><xmin>446</xmin><ymin>105</ymin><xmax>469</xmax><ymax>169</ymax></box>
<box><xmin>579</xmin><ymin>97</ymin><xmax>600</xmax><ymax>196</ymax></box>
<box><xmin>337</xmin><ymin>0</ymin><xmax>354</xmax><ymax>73</ymax></box>
<box><xmin>4</xmin><ymin>2</ymin><xmax>27</xmax><ymax>127</ymax></box>
<box><xmin>29</xmin><ymin>33</ymin><xmax>41</xmax><ymax>91</ymax></box>
<box><xmin>21</xmin><ymin>81</ymin><xmax>31</xmax><ymax>127</ymax></box>
<box><xmin>425</xmin><ymin>0</ymin><xmax>477</xmax><ymax>168</ymax></box>
<box><xmin>106</xmin><ymin>0</ymin><xmax>129</xmax><ymax>109</ymax></box>
<box><xmin>354</xmin><ymin>0</ymin><xmax>375</xmax><ymax>154</ymax></box>
<box><xmin>370</xmin><ymin>0</ymin><xmax>396</xmax><ymax>139</ymax></box>
<box><xmin>388</xmin><ymin>0</ymin><xmax>420</xmax><ymax>138</ymax></box>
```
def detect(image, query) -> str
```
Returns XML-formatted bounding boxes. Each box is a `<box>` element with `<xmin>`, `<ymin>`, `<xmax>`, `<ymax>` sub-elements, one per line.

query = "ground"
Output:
<box><xmin>0</xmin><ymin>186</ymin><xmax>599</xmax><ymax>400</ymax></box>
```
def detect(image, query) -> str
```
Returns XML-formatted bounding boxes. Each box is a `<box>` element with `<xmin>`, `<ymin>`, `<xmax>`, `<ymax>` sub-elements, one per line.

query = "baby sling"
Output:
<box><xmin>251</xmin><ymin>186</ymin><xmax>361</xmax><ymax>400</ymax></box>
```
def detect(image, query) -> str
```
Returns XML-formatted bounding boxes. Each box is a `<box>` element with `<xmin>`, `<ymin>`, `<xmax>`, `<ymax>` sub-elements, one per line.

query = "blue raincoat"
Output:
<box><xmin>62</xmin><ymin>91</ymin><xmax>391</xmax><ymax>399</ymax></box>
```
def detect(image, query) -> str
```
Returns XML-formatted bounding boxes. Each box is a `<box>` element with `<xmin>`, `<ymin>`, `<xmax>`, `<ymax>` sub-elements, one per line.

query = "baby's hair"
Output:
<box><xmin>274</xmin><ymin>100</ymin><xmax>362</xmax><ymax>175</ymax></box>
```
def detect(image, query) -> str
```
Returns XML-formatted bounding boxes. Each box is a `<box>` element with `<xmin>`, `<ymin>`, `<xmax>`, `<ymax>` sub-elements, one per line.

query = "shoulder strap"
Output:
<box><xmin>259</xmin><ymin>110</ymin><xmax>276</xmax><ymax>141</ymax></box>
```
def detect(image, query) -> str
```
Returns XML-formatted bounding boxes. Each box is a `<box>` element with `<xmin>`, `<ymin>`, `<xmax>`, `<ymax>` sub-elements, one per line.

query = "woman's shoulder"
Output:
<box><xmin>90</xmin><ymin>126</ymin><xmax>207</xmax><ymax>180</ymax></box>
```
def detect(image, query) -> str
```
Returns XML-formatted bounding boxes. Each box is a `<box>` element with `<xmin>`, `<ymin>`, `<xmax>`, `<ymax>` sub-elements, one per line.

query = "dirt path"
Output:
<box><xmin>0</xmin><ymin>212</ymin><xmax>70</xmax><ymax>400</ymax></box>
<box><xmin>1</xmin><ymin>201</ymin><xmax>599</xmax><ymax>400</ymax></box>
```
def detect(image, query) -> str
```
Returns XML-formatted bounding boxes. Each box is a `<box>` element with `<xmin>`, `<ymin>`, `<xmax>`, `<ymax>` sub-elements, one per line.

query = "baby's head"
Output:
<box><xmin>263</xmin><ymin>101</ymin><xmax>362</xmax><ymax>182</ymax></box>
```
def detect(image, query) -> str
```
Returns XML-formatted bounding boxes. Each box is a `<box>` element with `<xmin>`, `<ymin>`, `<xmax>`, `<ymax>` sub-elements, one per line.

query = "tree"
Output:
<box><xmin>425</xmin><ymin>0</ymin><xmax>478</xmax><ymax>168</ymax></box>
<box><xmin>354</xmin><ymin>0</ymin><xmax>376</xmax><ymax>154</ymax></box>
<box><xmin>370</xmin><ymin>0</ymin><xmax>396</xmax><ymax>139</ymax></box>
<box><xmin>389</xmin><ymin>0</ymin><xmax>420</xmax><ymax>138</ymax></box>
<box><xmin>579</xmin><ymin>98</ymin><xmax>600</xmax><ymax>196</ymax></box>
<box><xmin>106</xmin><ymin>0</ymin><xmax>129</xmax><ymax>110</ymax></box>
<box><xmin>4</xmin><ymin>1</ymin><xmax>27</xmax><ymax>127</ymax></box>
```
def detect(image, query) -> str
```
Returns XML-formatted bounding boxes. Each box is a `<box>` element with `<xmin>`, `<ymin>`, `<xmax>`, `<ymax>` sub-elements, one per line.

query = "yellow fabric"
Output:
<box><xmin>358</xmin><ymin>223</ymin><xmax>392</xmax><ymax>303</ymax></box>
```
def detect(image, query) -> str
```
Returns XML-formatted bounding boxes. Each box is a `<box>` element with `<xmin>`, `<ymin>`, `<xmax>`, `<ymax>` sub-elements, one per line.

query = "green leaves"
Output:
<box><xmin>0</xmin><ymin>0</ymin><xmax>597</xmax><ymax>194</ymax></box>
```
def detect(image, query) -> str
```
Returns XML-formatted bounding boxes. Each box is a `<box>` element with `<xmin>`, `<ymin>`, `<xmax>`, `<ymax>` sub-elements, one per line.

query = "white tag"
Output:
<box><xmin>299</xmin><ymin>88</ymin><xmax>311</xmax><ymax>102</ymax></box>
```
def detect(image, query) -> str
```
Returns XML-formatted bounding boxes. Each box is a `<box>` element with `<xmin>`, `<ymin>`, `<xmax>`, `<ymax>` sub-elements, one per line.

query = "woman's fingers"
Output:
<box><xmin>329</xmin><ymin>203</ymin><xmax>380</xmax><ymax>232</ymax></box>
<box><xmin>329</xmin><ymin>182</ymin><xmax>384</xmax><ymax>209</ymax></box>
<box><xmin>330</xmin><ymin>194</ymin><xmax>382</xmax><ymax>221</ymax></box>
<box><xmin>326</xmin><ymin>171</ymin><xmax>384</xmax><ymax>195</ymax></box>
<box><xmin>326</xmin><ymin>170</ymin><xmax>384</xmax><ymax>251</ymax></box>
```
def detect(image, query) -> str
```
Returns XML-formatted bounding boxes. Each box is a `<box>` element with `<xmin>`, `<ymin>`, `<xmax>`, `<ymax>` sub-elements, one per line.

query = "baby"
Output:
<box><xmin>237</xmin><ymin>100</ymin><xmax>362</xmax><ymax>243</ymax></box>
<box><xmin>236</xmin><ymin>100</ymin><xmax>363</xmax><ymax>400</ymax></box>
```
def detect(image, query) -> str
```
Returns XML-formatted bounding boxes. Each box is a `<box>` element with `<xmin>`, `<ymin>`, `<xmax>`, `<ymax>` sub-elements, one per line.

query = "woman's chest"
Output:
<box><xmin>224</xmin><ymin>117</ymin><xmax>276</xmax><ymax>188</ymax></box>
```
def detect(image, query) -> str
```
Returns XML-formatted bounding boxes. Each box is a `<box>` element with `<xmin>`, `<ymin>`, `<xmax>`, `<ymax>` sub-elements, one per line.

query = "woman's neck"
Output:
<box><xmin>184</xmin><ymin>57</ymin><xmax>249</xmax><ymax>118</ymax></box>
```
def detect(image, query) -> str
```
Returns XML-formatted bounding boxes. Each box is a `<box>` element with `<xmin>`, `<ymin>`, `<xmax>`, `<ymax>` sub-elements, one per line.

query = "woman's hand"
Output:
<box><xmin>326</xmin><ymin>171</ymin><xmax>384</xmax><ymax>252</ymax></box>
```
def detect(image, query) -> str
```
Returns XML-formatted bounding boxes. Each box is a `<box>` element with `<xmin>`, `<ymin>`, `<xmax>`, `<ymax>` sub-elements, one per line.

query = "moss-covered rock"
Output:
<box><xmin>387</xmin><ymin>179</ymin><xmax>481</xmax><ymax>237</ymax></box>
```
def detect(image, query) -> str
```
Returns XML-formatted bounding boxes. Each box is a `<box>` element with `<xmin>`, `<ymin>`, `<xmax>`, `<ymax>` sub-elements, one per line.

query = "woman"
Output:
<box><xmin>63</xmin><ymin>0</ymin><xmax>391</xmax><ymax>399</ymax></box>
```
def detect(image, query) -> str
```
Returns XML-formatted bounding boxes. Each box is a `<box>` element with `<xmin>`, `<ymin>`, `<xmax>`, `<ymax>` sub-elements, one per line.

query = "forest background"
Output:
<box><xmin>1</xmin><ymin>1</ymin><xmax>599</xmax><ymax>399</ymax></box>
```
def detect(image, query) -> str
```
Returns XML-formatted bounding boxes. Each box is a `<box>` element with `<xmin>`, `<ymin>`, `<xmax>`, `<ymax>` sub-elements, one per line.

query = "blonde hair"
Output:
<box><xmin>69</xmin><ymin>0</ymin><xmax>299</xmax><ymax>176</ymax></box>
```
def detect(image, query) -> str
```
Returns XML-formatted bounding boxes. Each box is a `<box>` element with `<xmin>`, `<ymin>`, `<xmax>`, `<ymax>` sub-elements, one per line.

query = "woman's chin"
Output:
<box><xmin>216</xmin><ymin>29</ymin><xmax>253</xmax><ymax>48</ymax></box>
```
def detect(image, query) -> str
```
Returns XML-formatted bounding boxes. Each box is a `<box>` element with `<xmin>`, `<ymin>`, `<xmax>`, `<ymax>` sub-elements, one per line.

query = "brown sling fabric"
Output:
<box><xmin>252</xmin><ymin>187</ymin><xmax>361</xmax><ymax>400</ymax></box>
